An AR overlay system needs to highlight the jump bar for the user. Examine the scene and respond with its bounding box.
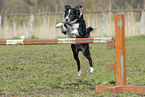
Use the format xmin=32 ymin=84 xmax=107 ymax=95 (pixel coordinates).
xmin=0 ymin=37 xmax=112 ymax=45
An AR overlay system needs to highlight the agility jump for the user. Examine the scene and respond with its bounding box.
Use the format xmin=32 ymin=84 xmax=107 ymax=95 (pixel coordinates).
xmin=0 ymin=15 xmax=144 ymax=94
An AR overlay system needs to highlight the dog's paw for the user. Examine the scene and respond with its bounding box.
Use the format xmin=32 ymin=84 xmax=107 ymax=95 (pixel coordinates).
xmin=90 ymin=67 xmax=94 ymax=73
xmin=77 ymin=70 xmax=81 ymax=76
xmin=56 ymin=23 xmax=63 ymax=28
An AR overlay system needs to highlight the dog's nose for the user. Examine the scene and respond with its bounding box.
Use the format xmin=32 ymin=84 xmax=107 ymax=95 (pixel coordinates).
xmin=65 ymin=18 xmax=68 ymax=21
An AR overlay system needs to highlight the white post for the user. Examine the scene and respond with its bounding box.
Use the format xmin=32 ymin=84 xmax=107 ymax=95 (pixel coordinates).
xmin=141 ymin=11 xmax=145 ymax=35
xmin=101 ymin=12 xmax=106 ymax=36
xmin=29 ymin=15 xmax=34 ymax=38
xmin=0 ymin=16 xmax=2 ymax=38
xmin=13 ymin=23 xmax=16 ymax=38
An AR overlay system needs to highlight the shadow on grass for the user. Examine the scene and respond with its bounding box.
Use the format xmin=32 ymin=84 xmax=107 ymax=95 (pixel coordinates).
xmin=49 ymin=80 xmax=95 ymax=90
xmin=66 ymin=80 xmax=92 ymax=86
xmin=65 ymin=80 xmax=95 ymax=90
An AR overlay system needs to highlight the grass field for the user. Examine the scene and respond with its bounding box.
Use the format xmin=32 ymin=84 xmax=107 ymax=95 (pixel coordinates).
xmin=0 ymin=36 xmax=145 ymax=97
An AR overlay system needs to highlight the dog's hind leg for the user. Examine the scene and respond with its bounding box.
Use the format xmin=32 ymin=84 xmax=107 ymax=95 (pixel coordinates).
xmin=71 ymin=44 xmax=81 ymax=76
xmin=82 ymin=44 xmax=94 ymax=73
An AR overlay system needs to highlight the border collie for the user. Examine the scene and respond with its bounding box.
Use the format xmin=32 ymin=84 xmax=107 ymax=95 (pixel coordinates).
xmin=56 ymin=5 xmax=96 ymax=76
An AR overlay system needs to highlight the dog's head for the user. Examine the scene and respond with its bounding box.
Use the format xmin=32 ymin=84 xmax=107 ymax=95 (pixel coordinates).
xmin=64 ymin=5 xmax=82 ymax=23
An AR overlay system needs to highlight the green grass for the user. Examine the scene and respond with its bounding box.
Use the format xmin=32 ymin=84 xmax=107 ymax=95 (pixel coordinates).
xmin=0 ymin=37 xmax=145 ymax=96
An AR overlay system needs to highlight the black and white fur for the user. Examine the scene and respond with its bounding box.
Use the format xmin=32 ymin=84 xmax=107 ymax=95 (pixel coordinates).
xmin=56 ymin=5 xmax=96 ymax=76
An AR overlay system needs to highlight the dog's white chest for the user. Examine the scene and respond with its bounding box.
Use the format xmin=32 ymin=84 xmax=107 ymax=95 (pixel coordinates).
xmin=72 ymin=23 xmax=79 ymax=29
xmin=67 ymin=23 xmax=79 ymax=38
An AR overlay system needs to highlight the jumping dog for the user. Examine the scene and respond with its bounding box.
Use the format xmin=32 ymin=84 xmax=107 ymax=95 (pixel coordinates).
xmin=56 ymin=5 xmax=96 ymax=76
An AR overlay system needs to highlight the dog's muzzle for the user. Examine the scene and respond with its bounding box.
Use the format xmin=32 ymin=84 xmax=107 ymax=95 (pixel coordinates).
xmin=65 ymin=18 xmax=69 ymax=22
xmin=64 ymin=16 xmax=70 ymax=22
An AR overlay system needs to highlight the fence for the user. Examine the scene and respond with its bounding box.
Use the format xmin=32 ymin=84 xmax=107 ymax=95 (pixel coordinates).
xmin=0 ymin=9 xmax=145 ymax=39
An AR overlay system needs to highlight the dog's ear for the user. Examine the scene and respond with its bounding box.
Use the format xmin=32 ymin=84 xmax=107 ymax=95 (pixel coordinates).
xmin=65 ymin=5 xmax=71 ymax=10
xmin=75 ymin=5 xmax=82 ymax=10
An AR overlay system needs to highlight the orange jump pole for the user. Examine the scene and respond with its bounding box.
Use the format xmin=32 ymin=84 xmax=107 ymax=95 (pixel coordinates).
xmin=96 ymin=14 xmax=145 ymax=94
xmin=115 ymin=14 xmax=127 ymax=86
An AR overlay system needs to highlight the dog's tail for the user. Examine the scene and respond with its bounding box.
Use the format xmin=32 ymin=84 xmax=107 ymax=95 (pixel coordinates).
xmin=86 ymin=26 xmax=97 ymax=37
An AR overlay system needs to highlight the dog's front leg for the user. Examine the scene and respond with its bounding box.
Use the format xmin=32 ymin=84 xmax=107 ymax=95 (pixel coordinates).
xmin=56 ymin=23 xmax=67 ymax=35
